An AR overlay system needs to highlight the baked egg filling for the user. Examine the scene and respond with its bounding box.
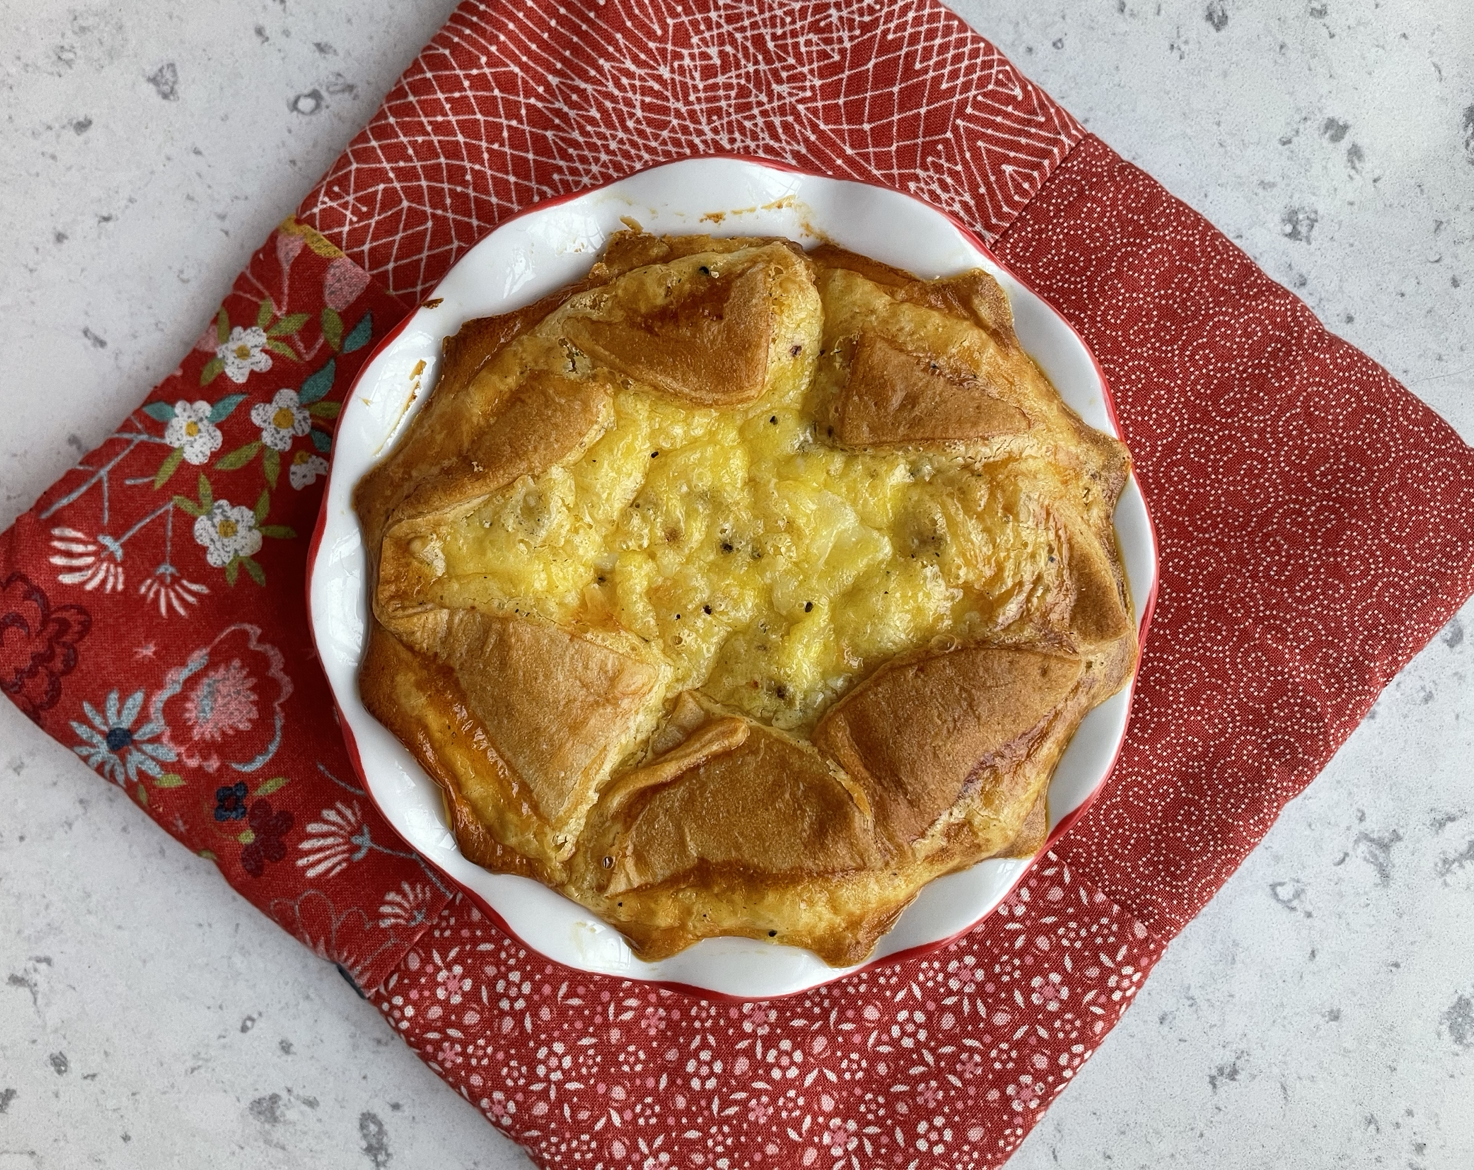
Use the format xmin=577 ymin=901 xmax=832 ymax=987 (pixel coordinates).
xmin=429 ymin=361 xmax=1064 ymax=731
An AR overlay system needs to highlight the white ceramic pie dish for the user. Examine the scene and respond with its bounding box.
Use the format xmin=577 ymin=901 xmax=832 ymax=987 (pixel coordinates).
xmin=306 ymin=156 xmax=1157 ymax=1000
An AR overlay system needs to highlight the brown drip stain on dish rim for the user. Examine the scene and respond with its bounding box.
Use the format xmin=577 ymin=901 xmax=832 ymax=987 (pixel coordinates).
xmin=374 ymin=359 xmax=427 ymax=456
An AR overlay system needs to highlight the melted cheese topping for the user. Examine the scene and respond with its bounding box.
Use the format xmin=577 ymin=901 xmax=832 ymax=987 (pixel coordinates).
xmin=431 ymin=354 xmax=1063 ymax=730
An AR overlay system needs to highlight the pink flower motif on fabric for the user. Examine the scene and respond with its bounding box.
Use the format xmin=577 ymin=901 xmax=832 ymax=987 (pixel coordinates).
xmin=323 ymin=256 xmax=372 ymax=312
xmin=947 ymin=954 xmax=982 ymax=995
xmin=183 ymin=657 xmax=258 ymax=743
xmin=151 ymin=624 xmax=292 ymax=774
xmin=431 ymin=953 xmax=470 ymax=1006
xmin=269 ymin=890 xmax=399 ymax=988
xmin=275 ymin=230 xmax=306 ymax=274
xmin=823 ymin=1116 xmax=858 ymax=1157
xmin=1030 ymin=971 xmax=1068 ymax=1011
xmin=741 ymin=1001 xmax=776 ymax=1036
xmin=436 ymin=1040 xmax=464 ymax=1068
xmin=639 ymin=1005 xmax=667 ymax=1036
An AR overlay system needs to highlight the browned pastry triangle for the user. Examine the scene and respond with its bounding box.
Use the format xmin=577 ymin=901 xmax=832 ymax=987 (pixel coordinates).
xmin=812 ymin=645 xmax=1083 ymax=852
xmin=395 ymin=369 xmax=613 ymax=530
xmin=355 ymin=232 xmax=1139 ymax=967
xmin=390 ymin=609 xmax=662 ymax=835
xmin=597 ymin=718 xmax=878 ymax=897
xmin=359 ymin=619 xmax=558 ymax=880
xmin=812 ymin=248 xmax=1129 ymax=509
xmin=354 ymin=279 xmax=604 ymax=554
xmin=808 ymin=244 xmax=1018 ymax=349
xmin=563 ymin=258 xmax=776 ymax=406
xmin=369 ymin=374 xmax=618 ymax=628
xmin=831 ymin=330 xmax=1031 ymax=445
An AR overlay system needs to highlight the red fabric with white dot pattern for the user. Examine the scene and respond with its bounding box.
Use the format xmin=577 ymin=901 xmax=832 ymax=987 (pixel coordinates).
xmin=994 ymin=136 xmax=1474 ymax=936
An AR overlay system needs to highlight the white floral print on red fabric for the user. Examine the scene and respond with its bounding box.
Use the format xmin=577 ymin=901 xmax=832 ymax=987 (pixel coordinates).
xmin=193 ymin=500 xmax=262 ymax=567
xmin=217 ymin=325 xmax=273 ymax=383
xmin=372 ymin=856 xmax=1162 ymax=1169
xmin=1 ymin=218 xmax=443 ymax=993
xmin=297 ymin=799 xmax=432 ymax=880
xmin=378 ymin=881 xmax=436 ymax=929
xmin=288 ymin=451 xmax=329 ymax=490
xmin=297 ymin=800 xmax=368 ymax=879
xmin=137 ymin=569 xmax=209 ymax=619
xmin=163 ymin=400 xmax=225 ymax=465
xmin=250 ymin=388 xmax=313 ymax=452
xmin=48 ymin=528 xmax=126 ymax=594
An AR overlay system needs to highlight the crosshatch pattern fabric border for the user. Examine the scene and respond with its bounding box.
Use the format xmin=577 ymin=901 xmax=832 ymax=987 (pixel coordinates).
xmin=5 ymin=1 xmax=1474 ymax=1167
xmin=298 ymin=0 xmax=1085 ymax=300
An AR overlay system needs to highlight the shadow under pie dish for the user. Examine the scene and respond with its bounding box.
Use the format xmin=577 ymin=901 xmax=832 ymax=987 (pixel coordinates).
xmin=352 ymin=228 xmax=1138 ymax=968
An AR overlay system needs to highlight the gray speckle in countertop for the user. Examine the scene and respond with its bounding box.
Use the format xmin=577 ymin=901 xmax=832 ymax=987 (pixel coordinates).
xmin=1281 ymin=205 xmax=1320 ymax=243
xmin=1207 ymin=1053 xmax=1244 ymax=1092
xmin=290 ymin=89 xmax=326 ymax=116
xmin=249 ymin=1092 xmax=286 ymax=1125
xmin=146 ymin=61 xmax=179 ymax=101
xmin=360 ymin=1111 xmax=392 ymax=1168
xmin=1353 ymin=829 xmax=1404 ymax=887
xmin=1441 ymin=995 xmax=1474 ymax=1048
xmin=1268 ymin=878 xmax=1307 ymax=911
xmin=1436 ymin=839 xmax=1474 ymax=879
xmin=7 ymin=971 xmax=39 ymax=1009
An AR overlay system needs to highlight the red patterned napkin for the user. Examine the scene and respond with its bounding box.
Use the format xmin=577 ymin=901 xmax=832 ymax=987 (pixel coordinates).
xmin=1 ymin=218 xmax=450 ymax=990
xmin=5 ymin=3 xmax=1473 ymax=1168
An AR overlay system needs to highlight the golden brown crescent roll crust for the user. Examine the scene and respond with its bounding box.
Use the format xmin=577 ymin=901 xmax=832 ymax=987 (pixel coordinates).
xmin=812 ymin=645 xmax=1083 ymax=853
xmin=390 ymin=608 xmax=664 ymax=844
xmin=359 ymin=619 xmax=557 ymax=880
xmin=562 ymin=242 xmax=808 ymax=407
xmin=996 ymin=793 xmax=1050 ymax=860
xmin=355 ymin=232 xmax=1138 ymax=966
xmin=812 ymin=244 xmax=1129 ymax=505
xmin=832 ymin=330 xmax=1031 ymax=445
xmin=597 ymin=719 xmax=879 ymax=897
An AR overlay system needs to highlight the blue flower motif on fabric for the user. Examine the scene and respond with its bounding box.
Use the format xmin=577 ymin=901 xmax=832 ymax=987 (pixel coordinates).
xmin=214 ymin=781 xmax=249 ymax=822
xmin=70 ymin=689 xmax=176 ymax=785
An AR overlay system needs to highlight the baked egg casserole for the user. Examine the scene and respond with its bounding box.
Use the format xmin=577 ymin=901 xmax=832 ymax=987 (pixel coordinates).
xmin=354 ymin=232 xmax=1136 ymax=966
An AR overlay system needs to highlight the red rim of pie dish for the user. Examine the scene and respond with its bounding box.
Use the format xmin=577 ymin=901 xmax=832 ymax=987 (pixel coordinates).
xmin=305 ymin=153 xmax=1161 ymax=1002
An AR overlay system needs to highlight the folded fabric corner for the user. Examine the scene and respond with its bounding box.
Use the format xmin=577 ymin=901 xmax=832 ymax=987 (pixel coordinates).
xmin=0 ymin=224 xmax=444 ymax=993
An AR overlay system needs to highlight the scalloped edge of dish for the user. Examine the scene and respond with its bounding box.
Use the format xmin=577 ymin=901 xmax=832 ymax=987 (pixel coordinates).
xmin=306 ymin=155 xmax=1158 ymax=1000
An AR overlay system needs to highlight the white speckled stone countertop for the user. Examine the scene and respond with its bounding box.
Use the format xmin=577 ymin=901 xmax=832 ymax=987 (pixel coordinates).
xmin=2 ymin=2 xmax=1471 ymax=1166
